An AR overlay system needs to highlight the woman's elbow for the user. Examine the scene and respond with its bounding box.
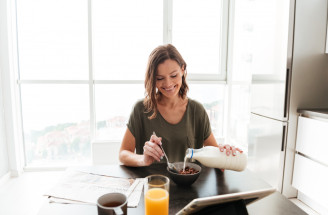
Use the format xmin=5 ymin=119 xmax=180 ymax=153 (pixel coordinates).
xmin=119 ymin=149 xmax=126 ymax=164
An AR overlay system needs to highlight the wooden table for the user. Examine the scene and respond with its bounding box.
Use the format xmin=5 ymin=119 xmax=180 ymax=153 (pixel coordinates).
xmin=38 ymin=163 xmax=306 ymax=215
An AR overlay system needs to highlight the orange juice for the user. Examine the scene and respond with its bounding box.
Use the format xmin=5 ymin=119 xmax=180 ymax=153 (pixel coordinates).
xmin=145 ymin=188 xmax=169 ymax=215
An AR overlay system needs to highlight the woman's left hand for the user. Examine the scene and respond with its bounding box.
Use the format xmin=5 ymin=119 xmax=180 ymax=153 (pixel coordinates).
xmin=218 ymin=144 xmax=243 ymax=156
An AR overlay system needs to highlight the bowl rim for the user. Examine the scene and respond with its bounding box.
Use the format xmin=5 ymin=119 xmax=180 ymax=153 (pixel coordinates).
xmin=167 ymin=162 xmax=201 ymax=176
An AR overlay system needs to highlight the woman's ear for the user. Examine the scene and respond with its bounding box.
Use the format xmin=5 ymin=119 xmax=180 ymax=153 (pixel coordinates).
xmin=181 ymin=67 xmax=185 ymax=77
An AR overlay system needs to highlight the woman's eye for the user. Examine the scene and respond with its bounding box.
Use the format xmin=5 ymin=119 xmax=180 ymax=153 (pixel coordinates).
xmin=171 ymin=75 xmax=177 ymax=78
xmin=156 ymin=78 xmax=163 ymax=81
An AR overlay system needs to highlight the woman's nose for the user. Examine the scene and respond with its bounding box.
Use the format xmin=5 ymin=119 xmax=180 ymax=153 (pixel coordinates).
xmin=163 ymin=78 xmax=172 ymax=87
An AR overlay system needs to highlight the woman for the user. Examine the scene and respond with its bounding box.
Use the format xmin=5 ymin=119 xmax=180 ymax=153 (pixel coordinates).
xmin=119 ymin=44 xmax=242 ymax=167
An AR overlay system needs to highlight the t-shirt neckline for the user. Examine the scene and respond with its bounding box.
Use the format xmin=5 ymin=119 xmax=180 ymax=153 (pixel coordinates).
xmin=157 ymin=98 xmax=190 ymax=126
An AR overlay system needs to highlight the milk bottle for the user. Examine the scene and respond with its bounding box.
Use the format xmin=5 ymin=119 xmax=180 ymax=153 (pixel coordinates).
xmin=185 ymin=146 xmax=247 ymax=171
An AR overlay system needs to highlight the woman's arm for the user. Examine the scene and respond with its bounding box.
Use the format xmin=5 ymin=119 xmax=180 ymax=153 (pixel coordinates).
xmin=203 ymin=132 xmax=219 ymax=147
xmin=203 ymin=132 xmax=243 ymax=156
xmin=119 ymin=128 xmax=164 ymax=167
xmin=119 ymin=128 xmax=145 ymax=166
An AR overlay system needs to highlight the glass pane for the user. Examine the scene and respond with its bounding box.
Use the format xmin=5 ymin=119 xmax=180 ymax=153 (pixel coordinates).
xmin=188 ymin=84 xmax=225 ymax=138
xmin=93 ymin=0 xmax=163 ymax=80
xmin=172 ymin=0 xmax=223 ymax=76
xmin=16 ymin=0 xmax=88 ymax=80
xmin=21 ymin=85 xmax=91 ymax=167
xmin=233 ymin=0 xmax=289 ymax=80
xmin=95 ymin=84 xmax=145 ymax=140
xmin=228 ymin=84 xmax=250 ymax=149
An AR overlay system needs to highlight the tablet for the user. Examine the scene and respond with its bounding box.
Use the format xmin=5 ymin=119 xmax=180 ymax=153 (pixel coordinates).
xmin=176 ymin=188 xmax=276 ymax=215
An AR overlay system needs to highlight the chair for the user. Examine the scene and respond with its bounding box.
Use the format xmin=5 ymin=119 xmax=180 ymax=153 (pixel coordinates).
xmin=92 ymin=141 xmax=121 ymax=165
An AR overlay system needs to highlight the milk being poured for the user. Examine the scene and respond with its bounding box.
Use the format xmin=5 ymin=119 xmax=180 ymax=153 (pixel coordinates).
xmin=182 ymin=156 xmax=188 ymax=171
xmin=184 ymin=146 xmax=247 ymax=171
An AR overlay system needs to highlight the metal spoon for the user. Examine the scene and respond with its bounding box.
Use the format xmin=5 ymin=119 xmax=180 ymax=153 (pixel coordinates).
xmin=153 ymin=132 xmax=179 ymax=173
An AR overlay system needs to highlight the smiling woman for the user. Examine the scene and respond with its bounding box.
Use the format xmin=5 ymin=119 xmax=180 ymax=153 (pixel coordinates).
xmin=118 ymin=44 xmax=242 ymax=167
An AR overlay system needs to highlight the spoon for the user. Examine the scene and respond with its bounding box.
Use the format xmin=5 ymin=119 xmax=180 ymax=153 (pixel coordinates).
xmin=153 ymin=132 xmax=179 ymax=173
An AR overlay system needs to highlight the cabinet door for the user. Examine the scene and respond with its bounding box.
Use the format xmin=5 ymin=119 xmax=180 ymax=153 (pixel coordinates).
xmin=296 ymin=116 xmax=328 ymax=165
xmin=292 ymin=154 xmax=328 ymax=208
xmin=251 ymin=82 xmax=287 ymax=120
xmin=248 ymin=113 xmax=285 ymax=190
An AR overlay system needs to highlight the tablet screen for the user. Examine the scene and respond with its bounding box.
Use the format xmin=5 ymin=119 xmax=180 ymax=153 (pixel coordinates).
xmin=176 ymin=188 xmax=276 ymax=215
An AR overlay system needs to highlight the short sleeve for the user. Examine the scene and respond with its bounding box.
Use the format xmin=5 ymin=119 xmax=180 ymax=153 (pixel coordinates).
xmin=126 ymin=100 xmax=143 ymax=138
xmin=202 ymin=109 xmax=212 ymax=141
xmin=192 ymin=99 xmax=212 ymax=141
xmin=188 ymin=99 xmax=212 ymax=147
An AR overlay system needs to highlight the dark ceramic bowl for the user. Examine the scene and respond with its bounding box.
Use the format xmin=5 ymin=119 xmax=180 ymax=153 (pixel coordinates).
xmin=167 ymin=162 xmax=201 ymax=186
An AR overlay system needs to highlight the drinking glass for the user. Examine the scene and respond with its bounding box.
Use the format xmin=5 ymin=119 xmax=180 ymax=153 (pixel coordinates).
xmin=144 ymin=175 xmax=170 ymax=215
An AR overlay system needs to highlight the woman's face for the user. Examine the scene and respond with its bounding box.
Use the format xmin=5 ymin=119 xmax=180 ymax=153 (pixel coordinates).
xmin=156 ymin=59 xmax=184 ymax=99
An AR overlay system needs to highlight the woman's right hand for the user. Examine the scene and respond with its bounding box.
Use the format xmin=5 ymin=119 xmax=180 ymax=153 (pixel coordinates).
xmin=142 ymin=134 xmax=164 ymax=166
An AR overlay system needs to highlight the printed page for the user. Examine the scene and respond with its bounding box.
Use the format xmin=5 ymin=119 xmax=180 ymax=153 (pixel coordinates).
xmin=44 ymin=170 xmax=144 ymax=207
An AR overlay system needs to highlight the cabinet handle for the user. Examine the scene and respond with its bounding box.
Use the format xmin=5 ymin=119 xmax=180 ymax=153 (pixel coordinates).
xmin=281 ymin=125 xmax=286 ymax=151
xmin=283 ymin=68 xmax=290 ymax=118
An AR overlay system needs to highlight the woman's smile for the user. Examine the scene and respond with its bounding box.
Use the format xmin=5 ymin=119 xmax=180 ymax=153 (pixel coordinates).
xmin=162 ymin=85 xmax=177 ymax=92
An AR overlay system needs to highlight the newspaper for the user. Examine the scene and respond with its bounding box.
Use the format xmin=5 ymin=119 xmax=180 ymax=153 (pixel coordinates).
xmin=44 ymin=170 xmax=144 ymax=208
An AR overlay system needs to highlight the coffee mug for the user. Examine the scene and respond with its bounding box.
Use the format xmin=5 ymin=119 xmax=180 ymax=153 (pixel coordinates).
xmin=97 ymin=193 xmax=128 ymax=215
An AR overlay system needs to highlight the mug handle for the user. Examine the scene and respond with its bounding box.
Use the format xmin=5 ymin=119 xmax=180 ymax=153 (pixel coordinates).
xmin=114 ymin=207 xmax=124 ymax=215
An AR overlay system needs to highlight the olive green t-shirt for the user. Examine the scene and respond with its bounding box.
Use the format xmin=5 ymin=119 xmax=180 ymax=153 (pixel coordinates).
xmin=127 ymin=98 xmax=212 ymax=162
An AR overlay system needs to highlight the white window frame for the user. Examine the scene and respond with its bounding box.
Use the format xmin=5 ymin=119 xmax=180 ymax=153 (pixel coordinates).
xmin=1 ymin=0 xmax=25 ymax=175
xmin=4 ymin=0 xmax=232 ymax=170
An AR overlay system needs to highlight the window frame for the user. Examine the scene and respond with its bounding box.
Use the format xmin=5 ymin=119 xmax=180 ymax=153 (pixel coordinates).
xmin=10 ymin=0 xmax=231 ymax=169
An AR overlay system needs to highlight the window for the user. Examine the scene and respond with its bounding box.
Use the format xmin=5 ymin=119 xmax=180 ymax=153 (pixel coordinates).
xmin=16 ymin=0 xmax=228 ymax=167
xmin=95 ymin=84 xmax=145 ymax=141
xmin=92 ymin=0 xmax=163 ymax=80
xmin=172 ymin=0 xmax=226 ymax=79
xmin=21 ymin=85 xmax=90 ymax=167
xmin=17 ymin=0 xmax=89 ymax=80
xmin=233 ymin=0 xmax=289 ymax=81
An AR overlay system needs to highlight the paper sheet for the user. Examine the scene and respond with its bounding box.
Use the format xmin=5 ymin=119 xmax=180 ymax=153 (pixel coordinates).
xmin=44 ymin=170 xmax=144 ymax=207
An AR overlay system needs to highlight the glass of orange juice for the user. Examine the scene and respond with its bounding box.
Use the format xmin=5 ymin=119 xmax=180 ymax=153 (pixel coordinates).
xmin=144 ymin=175 xmax=170 ymax=215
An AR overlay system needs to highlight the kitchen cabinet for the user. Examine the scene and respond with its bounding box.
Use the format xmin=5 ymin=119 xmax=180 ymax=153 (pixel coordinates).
xmin=248 ymin=0 xmax=328 ymax=199
xmin=280 ymin=0 xmax=328 ymax=198
xmin=295 ymin=114 xmax=328 ymax=163
xmin=292 ymin=110 xmax=328 ymax=214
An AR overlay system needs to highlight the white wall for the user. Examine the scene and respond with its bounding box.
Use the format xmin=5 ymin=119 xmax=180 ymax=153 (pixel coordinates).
xmin=0 ymin=0 xmax=10 ymax=178
xmin=0 ymin=68 xmax=9 ymax=178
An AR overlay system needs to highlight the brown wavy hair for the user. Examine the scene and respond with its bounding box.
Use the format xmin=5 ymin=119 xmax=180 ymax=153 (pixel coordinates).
xmin=144 ymin=44 xmax=189 ymax=119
